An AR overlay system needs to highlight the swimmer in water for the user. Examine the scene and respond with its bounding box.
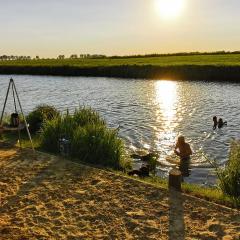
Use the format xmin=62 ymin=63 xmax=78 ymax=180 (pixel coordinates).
xmin=213 ymin=116 xmax=218 ymax=130
xmin=218 ymin=118 xmax=227 ymax=129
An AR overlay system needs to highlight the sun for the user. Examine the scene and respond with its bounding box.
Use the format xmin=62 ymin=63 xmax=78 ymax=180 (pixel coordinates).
xmin=155 ymin=0 xmax=185 ymax=19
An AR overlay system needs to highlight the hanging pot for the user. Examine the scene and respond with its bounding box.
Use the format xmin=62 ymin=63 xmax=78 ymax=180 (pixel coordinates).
xmin=11 ymin=113 xmax=19 ymax=127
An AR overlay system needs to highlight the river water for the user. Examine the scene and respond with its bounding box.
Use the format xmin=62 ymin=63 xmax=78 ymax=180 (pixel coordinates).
xmin=1 ymin=75 xmax=240 ymax=185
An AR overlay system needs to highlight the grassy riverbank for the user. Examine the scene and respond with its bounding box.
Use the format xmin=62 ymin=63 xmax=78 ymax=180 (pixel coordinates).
xmin=1 ymin=54 xmax=240 ymax=81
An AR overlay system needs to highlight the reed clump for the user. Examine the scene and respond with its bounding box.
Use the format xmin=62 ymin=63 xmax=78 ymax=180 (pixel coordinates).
xmin=40 ymin=107 xmax=129 ymax=169
xmin=217 ymin=141 xmax=240 ymax=205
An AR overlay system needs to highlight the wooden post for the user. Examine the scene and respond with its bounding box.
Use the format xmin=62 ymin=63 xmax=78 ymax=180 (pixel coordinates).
xmin=169 ymin=168 xmax=182 ymax=191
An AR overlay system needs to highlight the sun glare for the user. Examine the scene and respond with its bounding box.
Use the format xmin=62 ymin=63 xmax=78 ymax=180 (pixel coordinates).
xmin=155 ymin=0 xmax=185 ymax=19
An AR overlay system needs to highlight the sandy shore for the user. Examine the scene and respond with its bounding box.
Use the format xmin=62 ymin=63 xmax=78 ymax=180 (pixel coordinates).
xmin=0 ymin=142 xmax=239 ymax=240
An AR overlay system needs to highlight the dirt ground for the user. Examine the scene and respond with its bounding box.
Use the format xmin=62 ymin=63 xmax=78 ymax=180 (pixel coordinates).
xmin=0 ymin=142 xmax=239 ymax=240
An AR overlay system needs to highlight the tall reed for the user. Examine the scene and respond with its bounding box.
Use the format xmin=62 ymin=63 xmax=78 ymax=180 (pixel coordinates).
xmin=40 ymin=107 xmax=129 ymax=169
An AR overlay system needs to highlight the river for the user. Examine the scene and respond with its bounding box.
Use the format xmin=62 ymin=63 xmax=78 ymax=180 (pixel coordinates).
xmin=1 ymin=75 xmax=240 ymax=185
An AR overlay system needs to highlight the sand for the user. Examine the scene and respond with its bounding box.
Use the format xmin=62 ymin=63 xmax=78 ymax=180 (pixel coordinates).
xmin=0 ymin=142 xmax=239 ymax=240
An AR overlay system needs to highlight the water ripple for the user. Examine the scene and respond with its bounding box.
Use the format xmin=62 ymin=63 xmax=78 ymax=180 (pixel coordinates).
xmin=1 ymin=75 xmax=240 ymax=184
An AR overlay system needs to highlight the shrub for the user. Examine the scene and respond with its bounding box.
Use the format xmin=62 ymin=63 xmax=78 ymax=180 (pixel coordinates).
xmin=217 ymin=141 xmax=240 ymax=202
xmin=71 ymin=124 xmax=124 ymax=168
xmin=27 ymin=104 xmax=59 ymax=133
xmin=40 ymin=107 xmax=128 ymax=169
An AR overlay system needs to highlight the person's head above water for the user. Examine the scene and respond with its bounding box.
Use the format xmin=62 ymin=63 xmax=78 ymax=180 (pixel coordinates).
xmin=213 ymin=116 xmax=217 ymax=122
xmin=218 ymin=118 xmax=223 ymax=124
xmin=177 ymin=136 xmax=185 ymax=145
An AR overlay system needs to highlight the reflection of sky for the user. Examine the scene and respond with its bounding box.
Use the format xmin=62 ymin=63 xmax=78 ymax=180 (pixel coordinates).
xmin=154 ymin=81 xmax=178 ymax=159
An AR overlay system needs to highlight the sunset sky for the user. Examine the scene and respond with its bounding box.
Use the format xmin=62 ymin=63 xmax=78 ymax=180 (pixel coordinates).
xmin=1 ymin=0 xmax=240 ymax=57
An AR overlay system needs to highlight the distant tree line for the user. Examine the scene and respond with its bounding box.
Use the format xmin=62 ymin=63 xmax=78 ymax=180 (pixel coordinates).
xmin=59 ymin=51 xmax=240 ymax=60
xmin=1 ymin=51 xmax=240 ymax=61
xmin=57 ymin=54 xmax=107 ymax=59
xmin=0 ymin=55 xmax=32 ymax=61
xmin=108 ymin=51 xmax=240 ymax=59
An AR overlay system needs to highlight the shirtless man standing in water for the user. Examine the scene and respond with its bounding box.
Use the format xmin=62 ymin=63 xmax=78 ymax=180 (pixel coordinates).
xmin=174 ymin=136 xmax=193 ymax=177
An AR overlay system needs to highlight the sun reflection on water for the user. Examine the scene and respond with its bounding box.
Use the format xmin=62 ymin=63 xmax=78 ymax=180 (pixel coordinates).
xmin=154 ymin=80 xmax=178 ymax=159
xmin=155 ymin=80 xmax=177 ymax=124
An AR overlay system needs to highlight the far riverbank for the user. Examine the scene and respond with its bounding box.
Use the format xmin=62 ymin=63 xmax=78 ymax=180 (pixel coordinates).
xmin=1 ymin=54 xmax=240 ymax=81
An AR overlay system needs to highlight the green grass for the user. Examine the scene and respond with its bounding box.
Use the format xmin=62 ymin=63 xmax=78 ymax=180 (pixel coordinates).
xmin=1 ymin=54 xmax=240 ymax=67
xmin=1 ymin=131 xmax=41 ymax=149
xmin=181 ymin=182 xmax=235 ymax=208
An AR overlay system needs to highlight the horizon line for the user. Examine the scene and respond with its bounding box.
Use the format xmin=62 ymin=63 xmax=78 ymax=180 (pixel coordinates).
xmin=1 ymin=50 xmax=240 ymax=60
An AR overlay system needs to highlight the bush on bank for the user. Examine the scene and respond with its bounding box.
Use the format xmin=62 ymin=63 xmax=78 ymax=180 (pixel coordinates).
xmin=217 ymin=141 xmax=240 ymax=203
xmin=40 ymin=107 xmax=129 ymax=169
xmin=26 ymin=104 xmax=59 ymax=133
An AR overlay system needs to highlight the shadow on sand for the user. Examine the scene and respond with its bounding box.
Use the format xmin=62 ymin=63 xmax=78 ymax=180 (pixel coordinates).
xmin=168 ymin=188 xmax=185 ymax=240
